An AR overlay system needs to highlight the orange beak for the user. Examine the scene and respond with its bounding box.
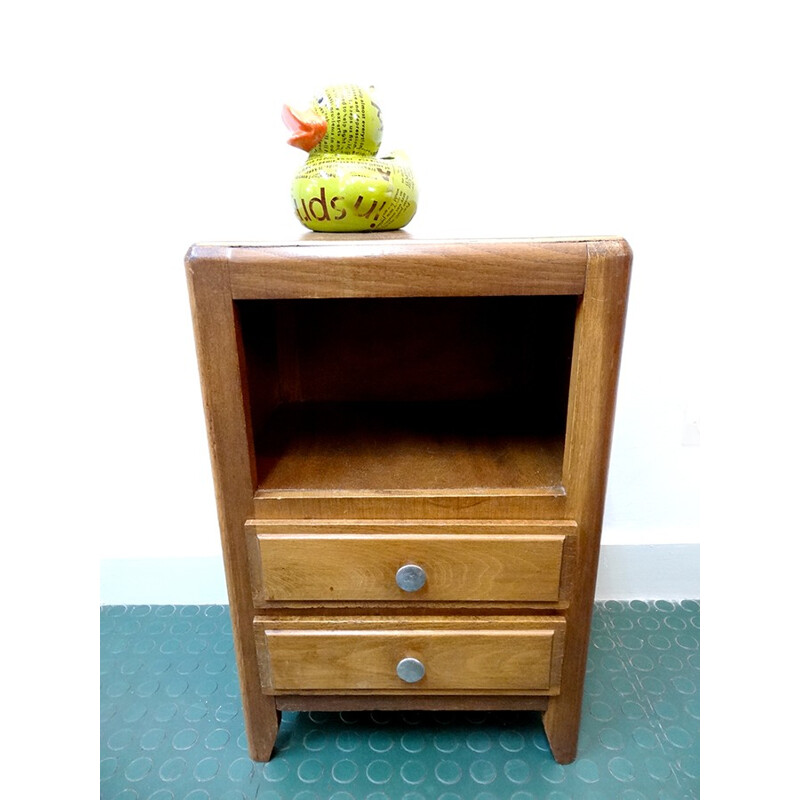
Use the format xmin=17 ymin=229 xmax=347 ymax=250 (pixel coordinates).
xmin=282 ymin=104 xmax=328 ymax=151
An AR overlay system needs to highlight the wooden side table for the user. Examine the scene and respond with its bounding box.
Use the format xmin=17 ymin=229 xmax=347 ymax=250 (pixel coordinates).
xmin=185 ymin=235 xmax=631 ymax=763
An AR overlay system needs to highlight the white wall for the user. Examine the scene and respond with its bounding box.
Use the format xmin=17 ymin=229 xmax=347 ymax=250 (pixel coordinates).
xmin=8 ymin=2 xmax=798 ymax=601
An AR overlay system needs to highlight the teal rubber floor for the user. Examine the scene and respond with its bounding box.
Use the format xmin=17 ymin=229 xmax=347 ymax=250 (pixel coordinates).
xmin=100 ymin=601 xmax=699 ymax=799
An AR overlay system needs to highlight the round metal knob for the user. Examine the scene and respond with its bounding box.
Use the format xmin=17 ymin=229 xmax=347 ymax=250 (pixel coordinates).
xmin=396 ymin=657 xmax=425 ymax=683
xmin=396 ymin=564 xmax=427 ymax=592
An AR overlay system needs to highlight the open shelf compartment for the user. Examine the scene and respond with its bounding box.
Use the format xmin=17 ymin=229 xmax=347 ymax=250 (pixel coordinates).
xmin=236 ymin=295 xmax=577 ymax=496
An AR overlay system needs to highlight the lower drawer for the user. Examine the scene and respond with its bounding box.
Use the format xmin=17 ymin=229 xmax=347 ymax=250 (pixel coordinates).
xmin=254 ymin=615 xmax=565 ymax=694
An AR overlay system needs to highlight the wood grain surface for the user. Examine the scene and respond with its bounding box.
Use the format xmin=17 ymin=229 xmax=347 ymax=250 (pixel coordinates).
xmin=249 ymin=523 xmax=575 ymax=603
xmin=255 ymin=615 xmax=566 ymax=694
xmin=185 ymin=236 xmax=631 ymax=765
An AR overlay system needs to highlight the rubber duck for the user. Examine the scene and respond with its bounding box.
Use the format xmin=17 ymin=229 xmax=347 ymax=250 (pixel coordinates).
xmin=282 ymin=84 xmax=417 ymax=232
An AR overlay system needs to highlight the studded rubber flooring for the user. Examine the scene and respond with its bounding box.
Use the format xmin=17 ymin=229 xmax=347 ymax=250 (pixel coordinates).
xmin=100 ymin=601 xmax=699 ymax=799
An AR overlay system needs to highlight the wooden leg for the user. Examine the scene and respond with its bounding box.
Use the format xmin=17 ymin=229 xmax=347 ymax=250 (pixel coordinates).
xmin=542 ymin=684 xmax=582 ymax=764
xmin=245 ymin=700 xmax=281 ymax=762
xmin=541 ymin=591 xmax=596 ymax=764
xmin=541 ymin=573 xmax=597 ymax=764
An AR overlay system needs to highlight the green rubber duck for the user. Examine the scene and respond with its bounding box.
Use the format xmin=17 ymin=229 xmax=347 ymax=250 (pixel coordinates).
xmin=282 ymin=84 xmax=418 ymax=232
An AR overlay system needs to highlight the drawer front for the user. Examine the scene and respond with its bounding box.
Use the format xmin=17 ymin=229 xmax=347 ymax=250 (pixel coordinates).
xmin=247 ymin=522 xmax=575 ymax=604
xmin=255 ymin=616 xmax=565 ymax=693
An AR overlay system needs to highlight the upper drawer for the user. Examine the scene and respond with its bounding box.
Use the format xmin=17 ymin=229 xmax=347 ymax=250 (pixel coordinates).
xmin=246 ymin=521 xmax=575 ymax=605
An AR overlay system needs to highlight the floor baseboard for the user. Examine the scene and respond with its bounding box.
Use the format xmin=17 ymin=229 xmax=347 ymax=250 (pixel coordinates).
xmin=100 ymin=543 xmax=699 ymax=604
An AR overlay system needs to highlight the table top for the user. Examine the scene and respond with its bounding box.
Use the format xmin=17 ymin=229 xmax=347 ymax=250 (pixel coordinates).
xmin=185 ymin=235 xmax=631 ymax=300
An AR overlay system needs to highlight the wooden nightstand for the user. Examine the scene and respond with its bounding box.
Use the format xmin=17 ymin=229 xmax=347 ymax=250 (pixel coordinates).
xmin=185 ymin=235 xmax=631 ymax=764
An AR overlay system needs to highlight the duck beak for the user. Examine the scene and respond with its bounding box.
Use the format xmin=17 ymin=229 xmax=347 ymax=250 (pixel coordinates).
xmin=282 ymin=104 xmax=328 ymax=151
